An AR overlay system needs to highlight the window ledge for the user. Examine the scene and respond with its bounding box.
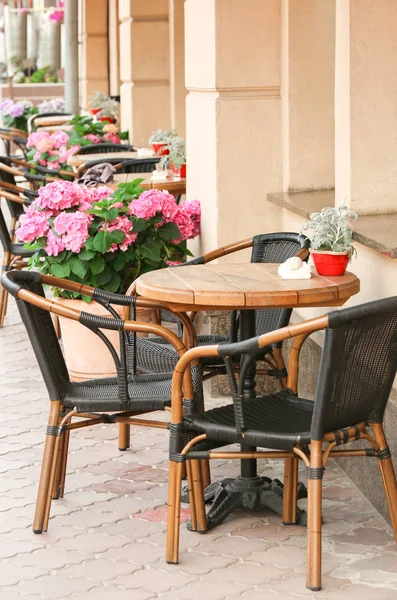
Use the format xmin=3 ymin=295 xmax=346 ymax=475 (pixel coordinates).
xmin=267 ymin=190 xmax=397 ymax=259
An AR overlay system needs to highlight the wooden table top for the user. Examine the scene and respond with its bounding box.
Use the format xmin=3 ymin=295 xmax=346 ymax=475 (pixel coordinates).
xmin=134 ymin=263 xmax=360 ymax=312
xmin=34 ymin=115 xmax=73 ymax=128
xmin=112 ymin=173 xmax=186 ymax=194
xmin=68 ymin=151 xmax=139 ymax=167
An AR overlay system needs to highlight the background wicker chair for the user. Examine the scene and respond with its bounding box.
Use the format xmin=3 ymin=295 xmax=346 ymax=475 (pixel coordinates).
xmin=1 ymin=270 xmax=202 ymax=535
xmin=28 ymin=112 xmax=73 ymax=133
xmin=0 ymin=155 xmax=78 ymax=187
xmin=0 ymin=188 xmax=34 ymax=327
xmin=166 ymin=298 xmax=397 ymax=591
xmin=76 ymin=143 xmax=135 ymax=155
xmin=77 ymin=156 xmax=160 ymax=179
xmin=0 ymin=127 xmax=28 ymax=158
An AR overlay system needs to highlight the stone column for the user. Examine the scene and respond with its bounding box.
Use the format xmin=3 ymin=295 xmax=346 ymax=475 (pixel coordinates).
xmin=281 ymin=0 xmax=335 ymax=192
xmin=108 ymin=0 xmax=120 ymax=98
xmin=118 ymin=0 xmax=170 ymax=147
xmin=169 ymin=0 xmax=186 ymax=136
xmin=185 ymin=0 xmax=282 ymax=254
xmin=78 ymin=0 xmax=109 ymax=110
xmin=335 ymin=0 xmax=397 ymax=214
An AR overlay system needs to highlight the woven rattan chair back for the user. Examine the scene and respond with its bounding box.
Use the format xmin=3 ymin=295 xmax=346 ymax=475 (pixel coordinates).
xmin=0 ymin=203 xmax=14 ymax=253
xmin=6 ymin=271 xmax=70 ymax=398
xmin=84 ymin=157 xmax=160 ymax=174
xmin=0 ymin=156 xmax=25 ymax=220
xmin=311 ymin=297 xmax=397 ymax=439
xmin=77 ymin=143 xmax=134 ymax=155
xmin=238 ymin=232 xmax=311 ymax=340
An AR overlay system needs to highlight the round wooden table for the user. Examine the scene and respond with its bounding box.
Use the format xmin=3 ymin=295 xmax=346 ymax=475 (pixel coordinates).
xmin=134 ymin=262 xmax=360 ymax=527
xmin=135 ymin=263 xmax=360 ymax=312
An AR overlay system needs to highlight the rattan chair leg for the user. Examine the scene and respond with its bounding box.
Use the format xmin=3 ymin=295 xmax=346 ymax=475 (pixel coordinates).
xmin=51 ymin=430 xmax=65 ymax=499
xmin=200 ymin=459 xmax=211 ymax=489
xmin=372 ymin=424 xmax=397 ymax=542
xmin=118 ymin=423 xmax=130 ymax=451
xmin=0 ymin=251 xmax=11 ymax=327
xmin=58 ymin=430 xmax=70 ymax=498
xmin=282 ymin=458 xmax=294 ymax=524
xmin=42 ymin=428 xmax=64 ymax=532
xmin=166 ymin=460 xmax=180 ymax=564
xmin=191 ymin=459 xmax=207 ymax=532
xmin=291 ymin=456 xmax=299 ymax=524
xmin=306 ymin=440 xmax=323 ymax=591
xmin=186 ymin=459 xmax=197 ymax=531
xmin=33 ymin=401 xmax=61 ymax=534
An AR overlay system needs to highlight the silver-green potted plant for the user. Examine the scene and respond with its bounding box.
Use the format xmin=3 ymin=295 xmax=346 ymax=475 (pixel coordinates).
xmin=166 ymin=136 xmax=186 ymax=178
xmin=300 ymin=204 xmax=357 ymax=276
xmin=148 ymin=128 xmax=177 ymax=155
xmin=89 ymin=91 xmax=108 ymax=116
xmin=98 ymin=98 xmax=120 ymax=124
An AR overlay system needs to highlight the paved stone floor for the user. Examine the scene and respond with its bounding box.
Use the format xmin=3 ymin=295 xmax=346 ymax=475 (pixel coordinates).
xmin=1 ymin=296 xmax=397 ymax=600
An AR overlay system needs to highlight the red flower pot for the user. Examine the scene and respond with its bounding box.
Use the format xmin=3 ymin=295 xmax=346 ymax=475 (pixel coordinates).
xmin=91 ymin=108 xmax=101 ymax=115
xmin=152 ymin=142 xmax=169 ymax=156
xmin=99 ymin=116 xmax=116 ymax=124
xmin=170 ymin=162 xmax=186 ymax=178
xmin=311 ymin=250 xmax=349 ymax=276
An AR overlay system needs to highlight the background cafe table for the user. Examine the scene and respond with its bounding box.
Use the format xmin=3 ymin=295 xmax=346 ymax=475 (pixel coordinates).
xmin=134 ymin=263 xmax=360 ymax=528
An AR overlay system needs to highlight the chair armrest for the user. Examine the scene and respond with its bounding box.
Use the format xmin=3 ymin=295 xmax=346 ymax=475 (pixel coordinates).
xmin=181 ymin=237 xmax=253 ymax=267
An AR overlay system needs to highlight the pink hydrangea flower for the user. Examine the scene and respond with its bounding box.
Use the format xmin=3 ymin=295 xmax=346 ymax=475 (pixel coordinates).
xmin=85 ymin=134 xmax=102 ymax=144
xmin=119 ymin=232 xmax=137 ymax=251
xmin=103 ymin=132 xmax=121 ymax=144
xmin=172 ymin=200 xmax=201 ymax=242
xmin=51 ymin=130 xmax=69 ymax=149
xmin=89 ymin=186 xmax=113 ymax=202
xmin=45 ymin=230 xmax=65 ymax=256
xmin=36 ymin=181 xmax=83 ymax=211
xmin=53 ymin=212 xmax=91 ymax=253
xmin=128 ymin=189 xmax=178 ymax=221
xmin=27 ymin=131 xmax=53 ymax=153
xmin=167 ymin=260 xmax=182 ymax=267
xmin=16 ymin=210 xmax=49 ymax=242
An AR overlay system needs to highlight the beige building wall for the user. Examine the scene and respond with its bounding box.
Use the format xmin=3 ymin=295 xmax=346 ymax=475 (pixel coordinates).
xmin=281 ymin=0 xmax=335 ymax=192
xmin=335 ymin=0 xmax=397 ymax=214
xmin=185 ymin=0 xmax=283 ymax=255
xmin=78 ymin=0 xmax=109 ymax=110
xmin=118 ymin=0 xmax=170 ymax=147
xmin=169 ymin=0 xmax=186 ymax=136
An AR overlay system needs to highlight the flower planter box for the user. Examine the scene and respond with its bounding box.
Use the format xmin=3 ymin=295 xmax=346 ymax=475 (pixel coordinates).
xmin=54 ymin=298 xmax=152 ymax=382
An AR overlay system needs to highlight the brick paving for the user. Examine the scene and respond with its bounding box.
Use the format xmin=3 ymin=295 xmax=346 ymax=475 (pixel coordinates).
xmin=1 ymin=290 xmax=397 ymax=599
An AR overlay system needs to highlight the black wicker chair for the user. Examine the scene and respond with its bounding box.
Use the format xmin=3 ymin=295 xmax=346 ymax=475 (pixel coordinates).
xmin=166 ymin=298 xmax=397 ymax=591
xmin=76 ymin=143 xmax=135 ymax=155
xmin=1 ymin=270 xmax=203 ymax=535
xmin=0 ymin=188 xmax=34 ymax=326
xmin=0 ymin=127 xmax=28 ymax=157
xmin=78 ymin=156 xmax=160 ymax=177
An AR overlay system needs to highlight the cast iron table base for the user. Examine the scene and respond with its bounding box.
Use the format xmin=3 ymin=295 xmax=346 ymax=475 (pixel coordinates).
xmin=184 ymin=476 xmax=307 ymax=530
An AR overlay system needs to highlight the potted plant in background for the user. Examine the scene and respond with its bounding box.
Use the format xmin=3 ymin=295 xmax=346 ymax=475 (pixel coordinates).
xmin=300 ymin=204 xmax=358 ymax=276
xmin=0 ymin=98 xmax=38 ymax=133
xmin=148 ymin=128 xmax=177 ymax=155
xmin=16 ymin=180 xmax=201 ymax=380
xmin=38 ymin=97 xmax=66 ymax=114
xmin=98 ymin=98 xmax=120 ymax=124
xmin=166 ymin=136 xmax=186 ymax=178
xmin=89 ymin=91 xmax=108 ymax=116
